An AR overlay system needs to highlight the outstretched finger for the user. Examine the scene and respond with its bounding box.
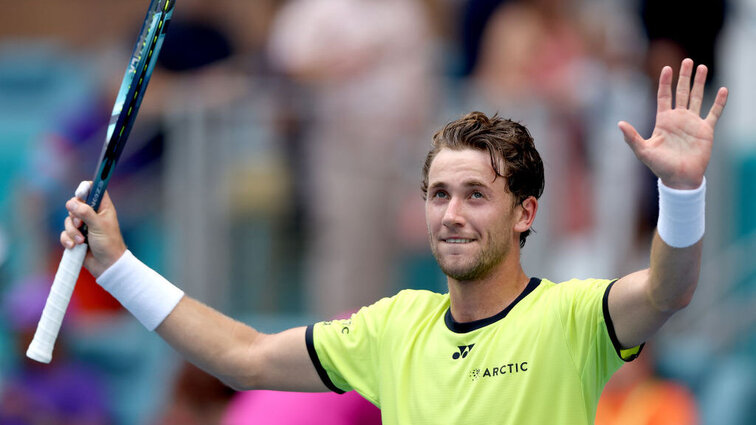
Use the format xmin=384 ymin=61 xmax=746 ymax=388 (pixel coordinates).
xmin=675 ymin=58 xmax=694 ymax=109
xmin=705 ymin=87 xmax=729 ymax=127
xmin=688 ymin=64 xmax=708 ymax=115
xmin=657 ymin=66 xmax=673 ymax=113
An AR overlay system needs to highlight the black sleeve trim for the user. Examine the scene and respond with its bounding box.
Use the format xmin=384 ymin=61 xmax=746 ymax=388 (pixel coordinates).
xmin=602 ymin=280 xmax=644 ymax=362
xmin=305 ymin=324 xmax=346 ymax=394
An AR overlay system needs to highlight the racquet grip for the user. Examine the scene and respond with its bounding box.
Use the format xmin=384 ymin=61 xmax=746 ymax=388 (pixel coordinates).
xmin=26 ymin=243 xmax=88 ymax=363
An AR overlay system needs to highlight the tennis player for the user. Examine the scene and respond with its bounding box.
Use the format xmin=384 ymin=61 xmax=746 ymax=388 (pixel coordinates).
xmin=61 ymin=59 xmax=727 ymax=424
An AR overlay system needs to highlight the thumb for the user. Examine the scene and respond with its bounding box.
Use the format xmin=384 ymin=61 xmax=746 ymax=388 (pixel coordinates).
xmin=75 ymin=180 xmax=92 ymax=201
xmin=618 ymin=121 xmax=645 ymax=156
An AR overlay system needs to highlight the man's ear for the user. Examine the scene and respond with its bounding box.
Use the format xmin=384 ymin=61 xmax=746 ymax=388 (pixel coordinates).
xmin=514 ymin=196 xmax=538 ymax=233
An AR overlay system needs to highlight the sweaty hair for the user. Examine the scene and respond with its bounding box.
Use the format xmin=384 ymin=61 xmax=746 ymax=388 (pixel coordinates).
xmin=421 ymin=111 xmax=545 ymax=248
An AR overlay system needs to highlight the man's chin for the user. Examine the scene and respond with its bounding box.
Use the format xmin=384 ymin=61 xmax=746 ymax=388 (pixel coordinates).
xmin=435 ymin=251 xmax=504 ymax=282
xmin=438 ymin=261 xmax=485 ymax=282
xmin=432 ymin=240 xmax=508 ymax=282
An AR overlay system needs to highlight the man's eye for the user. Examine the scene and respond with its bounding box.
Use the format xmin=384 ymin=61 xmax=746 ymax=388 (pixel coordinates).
xmin=471 ymin=191 xmax=484 ymax=199
xmin=433 ymin=191 xmax=448 ymax=199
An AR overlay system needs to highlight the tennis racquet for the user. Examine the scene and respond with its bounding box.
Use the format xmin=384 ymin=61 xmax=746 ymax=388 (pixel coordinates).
xmin=26 ymin=0 xmax=176 ymax=364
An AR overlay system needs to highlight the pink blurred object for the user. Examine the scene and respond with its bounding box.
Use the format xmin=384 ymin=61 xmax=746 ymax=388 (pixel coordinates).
xmin=221 ymin=311 xmax=380 ymax=425
xmin=221 ymin=389 xmax=381 ymax=425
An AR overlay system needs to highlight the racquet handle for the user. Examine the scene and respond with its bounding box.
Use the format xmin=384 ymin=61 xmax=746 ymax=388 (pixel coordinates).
xmin=26 ymin=243 xmax=88 ymax=363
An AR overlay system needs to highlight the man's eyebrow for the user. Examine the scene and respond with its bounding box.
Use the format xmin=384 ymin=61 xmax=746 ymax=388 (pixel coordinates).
xmin=428 ymin=181 xmax=447 ymax=190
xmin=428 ymin=179 xmax=492 ymax=190
xmin=463 ymin=180 xmax=490 ymax=188
xmin=458 ymin=178 xmax=495 ymax=190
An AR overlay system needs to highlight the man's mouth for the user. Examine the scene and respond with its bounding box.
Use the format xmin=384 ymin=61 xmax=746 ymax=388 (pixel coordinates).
xmin=442 ymin=238 xmax=474 ymax=244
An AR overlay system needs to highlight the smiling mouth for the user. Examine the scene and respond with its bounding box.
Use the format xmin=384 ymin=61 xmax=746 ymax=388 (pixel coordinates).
xmin=442 ymin=238 xmax=475 ymax=244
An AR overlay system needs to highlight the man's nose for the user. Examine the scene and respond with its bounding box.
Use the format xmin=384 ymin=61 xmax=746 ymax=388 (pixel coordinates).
xmin=442 ymin=198 xmax=465 ymax=228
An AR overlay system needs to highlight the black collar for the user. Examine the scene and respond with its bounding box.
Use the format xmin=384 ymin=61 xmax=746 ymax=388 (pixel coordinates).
xmin=445 ymin=277 xmax=541 ymax=333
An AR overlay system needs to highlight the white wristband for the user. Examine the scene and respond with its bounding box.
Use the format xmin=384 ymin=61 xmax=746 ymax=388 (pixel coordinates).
xmin=657 ymin=178 xmax=706 ymax=248
xmin=96 ymin=250 xmax=184 ymax=331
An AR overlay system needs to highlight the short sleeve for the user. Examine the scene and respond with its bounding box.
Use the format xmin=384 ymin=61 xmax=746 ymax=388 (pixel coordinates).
xmin=555 ymin=279 xmax=643 ymax=391
xmin=307 ymin=296 xmax=394 ymax=405
xmin=601 ymin=281 xmax=643 ymax=362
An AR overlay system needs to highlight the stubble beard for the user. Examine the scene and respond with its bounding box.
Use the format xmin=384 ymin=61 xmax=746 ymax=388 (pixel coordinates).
xmin=430 ymin=234 xmax=510 ymax=282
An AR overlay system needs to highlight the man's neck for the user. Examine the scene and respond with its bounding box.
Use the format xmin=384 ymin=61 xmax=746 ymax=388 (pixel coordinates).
xmin=447 ymin=262 xmax=530 ymax=324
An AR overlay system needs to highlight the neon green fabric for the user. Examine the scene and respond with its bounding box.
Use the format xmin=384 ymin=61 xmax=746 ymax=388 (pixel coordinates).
xmin=308 ymin=278 xmax=641 ymax=425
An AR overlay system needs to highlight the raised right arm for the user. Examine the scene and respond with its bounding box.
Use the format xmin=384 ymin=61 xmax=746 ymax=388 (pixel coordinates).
xmin=62 ymin=189 xmax=328 ymax=392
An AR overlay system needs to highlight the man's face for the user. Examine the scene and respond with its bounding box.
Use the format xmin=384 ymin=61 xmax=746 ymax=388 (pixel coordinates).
xmin=425 ymin=148 xmax=520 ymax=281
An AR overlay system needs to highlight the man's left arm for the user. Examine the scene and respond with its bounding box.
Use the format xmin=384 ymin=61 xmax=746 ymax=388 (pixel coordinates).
xmin=608 ymin=58 xmax=728 ymax=349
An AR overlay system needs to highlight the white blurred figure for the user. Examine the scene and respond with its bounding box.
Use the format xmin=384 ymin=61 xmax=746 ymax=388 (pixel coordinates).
xmin=268 ymin=0 xmax=434 ymax=317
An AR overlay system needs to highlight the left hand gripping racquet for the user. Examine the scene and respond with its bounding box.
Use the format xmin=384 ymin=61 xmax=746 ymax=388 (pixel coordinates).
xmin=27 ymin=0 xmax=176 ymax=364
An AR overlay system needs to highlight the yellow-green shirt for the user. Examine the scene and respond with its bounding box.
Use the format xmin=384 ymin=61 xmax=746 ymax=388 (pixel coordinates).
xmin=306 ymin=278 xmax=642 ymax=425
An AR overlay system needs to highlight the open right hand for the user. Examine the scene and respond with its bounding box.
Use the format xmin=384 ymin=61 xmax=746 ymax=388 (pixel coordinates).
xmin=61 ymin=183 xmax=127 ymax=278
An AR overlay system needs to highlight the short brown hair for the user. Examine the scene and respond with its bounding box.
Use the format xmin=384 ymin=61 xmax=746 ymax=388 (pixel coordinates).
xmin=421 ymin=111 xmax=545 ymax=248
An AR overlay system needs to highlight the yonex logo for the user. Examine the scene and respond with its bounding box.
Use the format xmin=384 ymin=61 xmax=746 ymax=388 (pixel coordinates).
xmin=452 ymin=344 xmax=475 ymax=359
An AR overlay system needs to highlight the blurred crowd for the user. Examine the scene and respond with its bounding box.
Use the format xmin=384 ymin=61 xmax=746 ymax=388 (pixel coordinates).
xmin=0 ymin=0 xmax=755 ymax=424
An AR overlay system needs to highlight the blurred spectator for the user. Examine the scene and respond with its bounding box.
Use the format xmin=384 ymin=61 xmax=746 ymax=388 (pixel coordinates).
xmin=596 ymin=347 xmax=699 ymax=425
xmin=640 ymin=0 xmax=727 ymax=84
xmin=458 ymin=0 xmax=511 ymax=77
xmin=268 ymin=0 xmax=435 ymax=317
xmin=472 ymin=0 xmax=587 ymax=105
xmin=0 ymin=276 xmax=111 ymax=425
